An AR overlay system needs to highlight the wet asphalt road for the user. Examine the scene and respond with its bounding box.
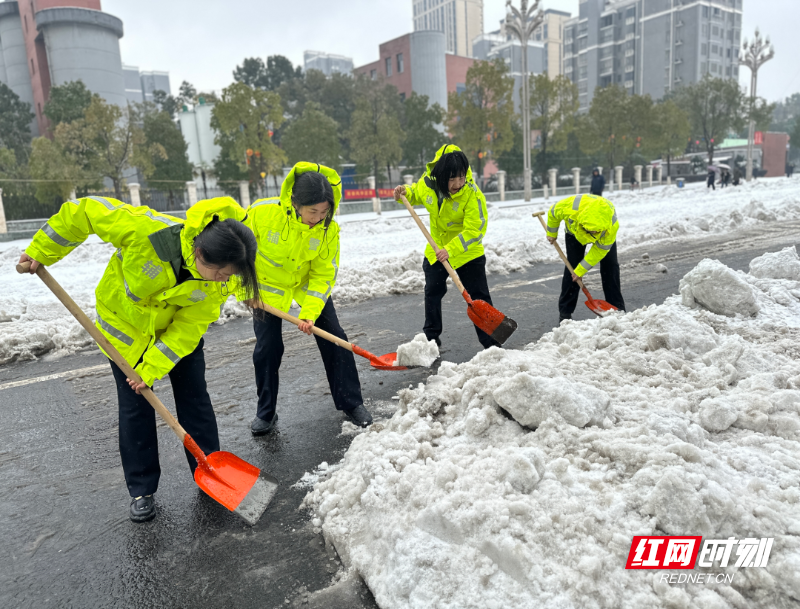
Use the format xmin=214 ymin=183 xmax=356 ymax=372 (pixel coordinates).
xmin=1 ymin=221 xmax=798 ymax=609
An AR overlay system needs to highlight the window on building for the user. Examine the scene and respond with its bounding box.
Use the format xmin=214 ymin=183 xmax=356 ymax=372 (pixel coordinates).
xmin=370 ymin=69 xmax=377 ymax=80
xmin=712 ymin=25 xmax=719 ymax=37
xmin=701 ymin=61 xmax=707 ymax=73
xmin=385 ymin=57 xmax=392 ymax=76
xmin=702 ymin=43 xmax=708 ymax=55
xmin=399 ymin=92 xmax=406 ymax=101
xmin=702 ymin=6 xmax=709 ymax=18
xmin=733 ymin=67 xmax=738 ymax=77
xmin=544 ymin=24 xmax=548 ymax=38
xmin=397 ymin=53 xmax=404 ymax=74
xmin=711 ymin=44 xmax=718 ymax=55
xmin=579 ymin=38 xmax=587 ymax=50
xmin=600 ymin=15 xmax=613 ymax=28
xmin=702 ymin=24 xmax=708 ymax=36
xmin=711 ymin=63 xmax=718 ymax=73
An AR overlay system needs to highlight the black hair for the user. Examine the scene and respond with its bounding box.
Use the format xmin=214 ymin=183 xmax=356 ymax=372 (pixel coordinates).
xmin=430 ymin=150 xmax=470 ymax=200
xmin=193 ymin=218 xmax=259 ymax=302
xmin=291 ymin=171 xmax=335 ymax=228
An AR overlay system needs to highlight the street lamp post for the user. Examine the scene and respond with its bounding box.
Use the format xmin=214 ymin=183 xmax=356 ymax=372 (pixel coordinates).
xmin=505 ymin=0 xmax=543 ymax=202
xmin=739 ymin=29 xmax=774 ymax=182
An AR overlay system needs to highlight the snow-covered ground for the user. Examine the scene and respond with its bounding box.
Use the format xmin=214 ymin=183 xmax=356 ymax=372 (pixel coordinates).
xmin=1 ymin=177 xmax=799 ymax=365
xmin=303 ymin=249 xmax=800 ymax=609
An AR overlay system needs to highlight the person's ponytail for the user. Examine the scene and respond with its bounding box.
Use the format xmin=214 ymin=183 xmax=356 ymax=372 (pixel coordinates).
xmin=193 ymin=218 xmax=259 ymax=302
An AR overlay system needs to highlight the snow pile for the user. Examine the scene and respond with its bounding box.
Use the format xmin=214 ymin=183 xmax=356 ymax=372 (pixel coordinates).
xmin=395 ymin=333 xmax=439 ymax=367
xmin=303 ymin=256 xmax=800 ymax=609
xmin=749 ymin=246 xmax=800 ymax=281
xmin=680 ymin=258 xmax=759 ymax=317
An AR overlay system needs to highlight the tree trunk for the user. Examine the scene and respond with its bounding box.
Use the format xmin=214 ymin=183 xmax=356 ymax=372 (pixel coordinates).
xmin=667 ymin=154 xmax=672 ymax=179
xmin=113 ymin=179 xmax=122 ymax=200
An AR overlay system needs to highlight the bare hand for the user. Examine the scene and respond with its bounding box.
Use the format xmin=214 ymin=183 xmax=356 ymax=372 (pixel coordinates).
xmin=546 ymin=236 xmax=557 ymax=244
xmin=127 ymin=378 xmax=148 ymax=395
xmin=18 ymin=253 xmax=40 ymax=274
xmin=298 ymin=319 xmax=314 ymax=335
xmin=436 ymin=249 xmax=449 ymax=263
xmin=394 ymin=185 xmax=406 ymax=201
xmin=571 ymin=272 xmax=579 ymax=283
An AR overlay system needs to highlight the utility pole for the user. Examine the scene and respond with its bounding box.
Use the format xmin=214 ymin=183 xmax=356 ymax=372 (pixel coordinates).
xmin=505 ymin=0 xmax=543 ymax=202
xmin=739 ymin=29 xmax=774 ymax=182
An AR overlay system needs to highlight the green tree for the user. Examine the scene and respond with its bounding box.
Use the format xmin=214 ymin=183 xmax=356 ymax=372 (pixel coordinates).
xmin=578 ymin=85 xmax=630 ymax=173
xmin=43 ymin=80 xmax=95 ymax=126
xmin=140 ymin=103 xmax=193 ymax=206
xmin=53 ymin=97 xmax=164 ymax=198
xmin=28 ymin=136 xmax=97 ymax=205
xmin=529 ymin=74 xmax=578 ymax=184
xmin=401 ymin=92 xmax=447 ymax=169
xmin=789 ymin=118 xmax=800 ymax=163
xmin=770 ymin=92 xmax=800 ymax=132
xmin=672 ymin=75 xmax=746 ymax=164
xmin=653 ymin=100 xmax=691 ymax=177
xmin=0 ymin=82 xmax=34 ymax=161
xmin=495 ymin=119 xmax=524 ymax=177
xmin=348 ymin=78 xmax=404 ymax=185
xmin=281 ymin=101 xmax=341 ymax=169
xmin=447 ymin=59 xmax=515 ymax=178
xmin=233 ymin=57 xmax=269 ymax=89
xmin=211 ymin=81 xmax=286 ymax=191
xmin=265 ymin=55 xmax=302 ymax=91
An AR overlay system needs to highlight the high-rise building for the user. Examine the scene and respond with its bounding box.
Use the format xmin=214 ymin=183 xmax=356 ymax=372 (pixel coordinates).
xmin=413 ymin=0 xmax=483 ymax=57
xmin=353 ymin=31 xmax=474 ymax=111
xmin=532 ymin=9 xmax=572 ymax=76
xmin=304 ymin=51 xmax=353 ymax=77
xmin=563 ymin=0 xmax=744 ymax=111
xmin=123 ymin=65 xmax=170 ymax=105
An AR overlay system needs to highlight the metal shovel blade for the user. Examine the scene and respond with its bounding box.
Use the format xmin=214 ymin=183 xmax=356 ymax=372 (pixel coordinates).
xmin=193 ymin=450 xmax=279 ymax=526
xmin=466 ymin=299 xmax=518 ymax=345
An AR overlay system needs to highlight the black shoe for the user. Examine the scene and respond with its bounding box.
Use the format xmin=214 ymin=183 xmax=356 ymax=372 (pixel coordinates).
xmin=130 ymin=495 xmax=155 ymax=523
xmin=426 ymin=336 xmax=442 ymax=348
xmin=344 ymin=404 xmax=373 ymax=428
xmin=251 ymin=414 xmax=278 ymax=436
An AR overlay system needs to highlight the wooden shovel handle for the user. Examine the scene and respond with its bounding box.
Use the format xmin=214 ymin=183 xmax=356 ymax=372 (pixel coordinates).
xmin=532 ymin=212 xmax=588 ymax=292
xmin=16 ymin=261 xmax=188 ymax=442
xmin=399 ymin=194 xmax=468 ymax=296
xmin=253 ymin=301 xmax=355 ymax=353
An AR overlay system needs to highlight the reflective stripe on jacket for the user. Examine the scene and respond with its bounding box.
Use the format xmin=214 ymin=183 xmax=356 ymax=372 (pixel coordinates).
xmin=546 ymin=193 xmax=619 ymax=277
xmin=25 ymin=196 xmax=247 ymax=385
xmin=242 ymin=162 xmax=342 ymax=321
xmin=402 ymin=144 xmax=488 ymax=270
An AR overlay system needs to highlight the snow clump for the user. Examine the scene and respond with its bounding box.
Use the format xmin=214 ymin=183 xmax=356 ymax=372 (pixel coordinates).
xmin=303 ymin=255 xmax=800 ymax=609
xmin=748 ymin=245 xmax=800 ymax=281
xmin=680 ymin=258 xmax=759 ymax=317
xmin=395 ymin=333 xmax=439 ymax=367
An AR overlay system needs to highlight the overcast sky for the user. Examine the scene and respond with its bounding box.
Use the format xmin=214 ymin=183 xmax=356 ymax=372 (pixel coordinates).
xmin=104 ymin=0 xmax=797 ymax=103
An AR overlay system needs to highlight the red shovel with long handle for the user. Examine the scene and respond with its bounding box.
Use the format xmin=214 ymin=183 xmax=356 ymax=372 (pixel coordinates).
xmin=400 ymin=194 xmax=517 ymax=345
xmin=17 ymin=261 xmax=278 ymax=525
xmin=532 ymin=211 xmax=618 ymax=317
xmin=254 ymin=302 xmax=411 ymax=370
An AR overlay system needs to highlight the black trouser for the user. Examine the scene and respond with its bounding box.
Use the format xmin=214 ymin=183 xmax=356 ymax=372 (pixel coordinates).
xmin=109 ymin=338 xmax=219 ymax=498
xmin=252 ymin=298 xmax=363 ymax=422
xmin=423 ymin=255 xmax=497 ymax=349
xmin=559 ymin=232 xmax=626 ymax=319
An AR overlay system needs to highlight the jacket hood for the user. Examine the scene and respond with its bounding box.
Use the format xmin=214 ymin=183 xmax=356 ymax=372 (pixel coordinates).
xmin=424 ymin=144 xmax=475 ymax=185
xmin=180 ymin=196 xmax=248 ymax=263
xmin=279 ymin=162 xmax=342 ymax=227
xmin=575 ymin=196 xmax=615 ymax=233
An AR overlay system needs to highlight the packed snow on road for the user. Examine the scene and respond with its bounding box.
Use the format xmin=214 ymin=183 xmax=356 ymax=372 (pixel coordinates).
xmin=303 ymin=248 xmax=800 ymax=609
xmin=2 ymin=177 xmax=799 ymax=366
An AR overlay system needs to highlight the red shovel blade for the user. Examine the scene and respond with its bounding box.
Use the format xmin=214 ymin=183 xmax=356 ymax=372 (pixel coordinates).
xmin=352 ymin=345 xmax=410 ymax=371
xmin=466 ymin=298 xmax=518 ymax=345
xmin=585 ymin=298 xmax=618 ymax=316
xmin=185 ymin=436 xmax=278 ymax=526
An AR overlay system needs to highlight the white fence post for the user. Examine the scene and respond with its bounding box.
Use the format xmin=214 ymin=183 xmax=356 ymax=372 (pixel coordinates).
xmin=403 ymin=174 xmax=414 ymax=186
xmin=634 ymin=165 xmax=642 ymax=188
xmin=367 ymin=175 xmax=381 ymax=215
xmin=186 ymin=181 xmax=198 ymax=207
xmin=656 ymin=164 xmax=663 ymax=185
xmin=129 ymin=183 xmax=141 ymax=207
xmin=496 ymin=170 xmax=506 ymax=202
xmin=647 ymin=165 xmax=654 ymax=187
xmin=238 ymin=181 xmax=251 ymax=208
xmin=68 ymin=188 xmax=77 ymax=201
xmin=615 ymin=166 xmax=624 ymax=190
xmin=571 ymin=167 xmax=580 ymax=195
xmin=549 ymin=168 xmax=558 ymax=197
xmin=0 ymin=188 xmax=7 ymax=234
xmin=543 ymin=184 xmax=549 ymax=199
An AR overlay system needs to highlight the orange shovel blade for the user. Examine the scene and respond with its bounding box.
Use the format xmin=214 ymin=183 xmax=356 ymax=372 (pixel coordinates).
xmin=466 ymin=299 xmax=518 ymax=345
xmin=368 ymin=352 xmax=410 ymax=371
xmin=193 ymin=450 xmax=278 ymax=526
xmin=584 ymin=298 xmax=619 ymax=317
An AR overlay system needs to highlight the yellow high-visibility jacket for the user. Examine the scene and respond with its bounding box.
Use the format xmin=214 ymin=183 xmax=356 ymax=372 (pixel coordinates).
xmin=241 ymin=162 xmax=341 ymax=321
xmin=402 ymin=144 xmax=489 ymax=269
xmin=25 ymin=196 xmax=247 ymax=385
xmin=546 ymin=193 xmax=619 ymax=277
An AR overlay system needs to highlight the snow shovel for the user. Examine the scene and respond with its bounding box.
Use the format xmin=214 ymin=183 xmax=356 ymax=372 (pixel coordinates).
xmin=399 ymin=194 xmax=517 ymax=345
xmin=531 ymin=211 xmax=618 ymax=317
xmin=16 ymin=261 xmax=278 ymax=526
xmin=254 ymin=301 xmax=412 ymax=370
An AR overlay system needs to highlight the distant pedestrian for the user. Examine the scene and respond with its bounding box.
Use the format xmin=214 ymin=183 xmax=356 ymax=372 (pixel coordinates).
xmin=733 ymin=168 xmax=742 ymax=186
xmin=707 ymin=168 xmax=716 ymax=190
xmin=590 ymin=168 xmax=605 ymax=196
xmin=787 ymin=163 xmax=795 ymax=178
xmin=722 ymin=169 xmax=731 ymax=188
xmin=629 ymin=175 xmax=638 ymax=190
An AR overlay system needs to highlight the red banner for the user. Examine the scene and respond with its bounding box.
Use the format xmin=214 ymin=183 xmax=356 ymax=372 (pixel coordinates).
xmin=344 ymin=188 xmax=395 ymax=200
xmin=754 ymin=131 xmax=763 ymax=145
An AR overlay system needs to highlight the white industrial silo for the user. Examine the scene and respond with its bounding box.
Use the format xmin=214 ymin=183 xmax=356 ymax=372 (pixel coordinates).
xmin=0 ymin=1 xmax=38 ymax=135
